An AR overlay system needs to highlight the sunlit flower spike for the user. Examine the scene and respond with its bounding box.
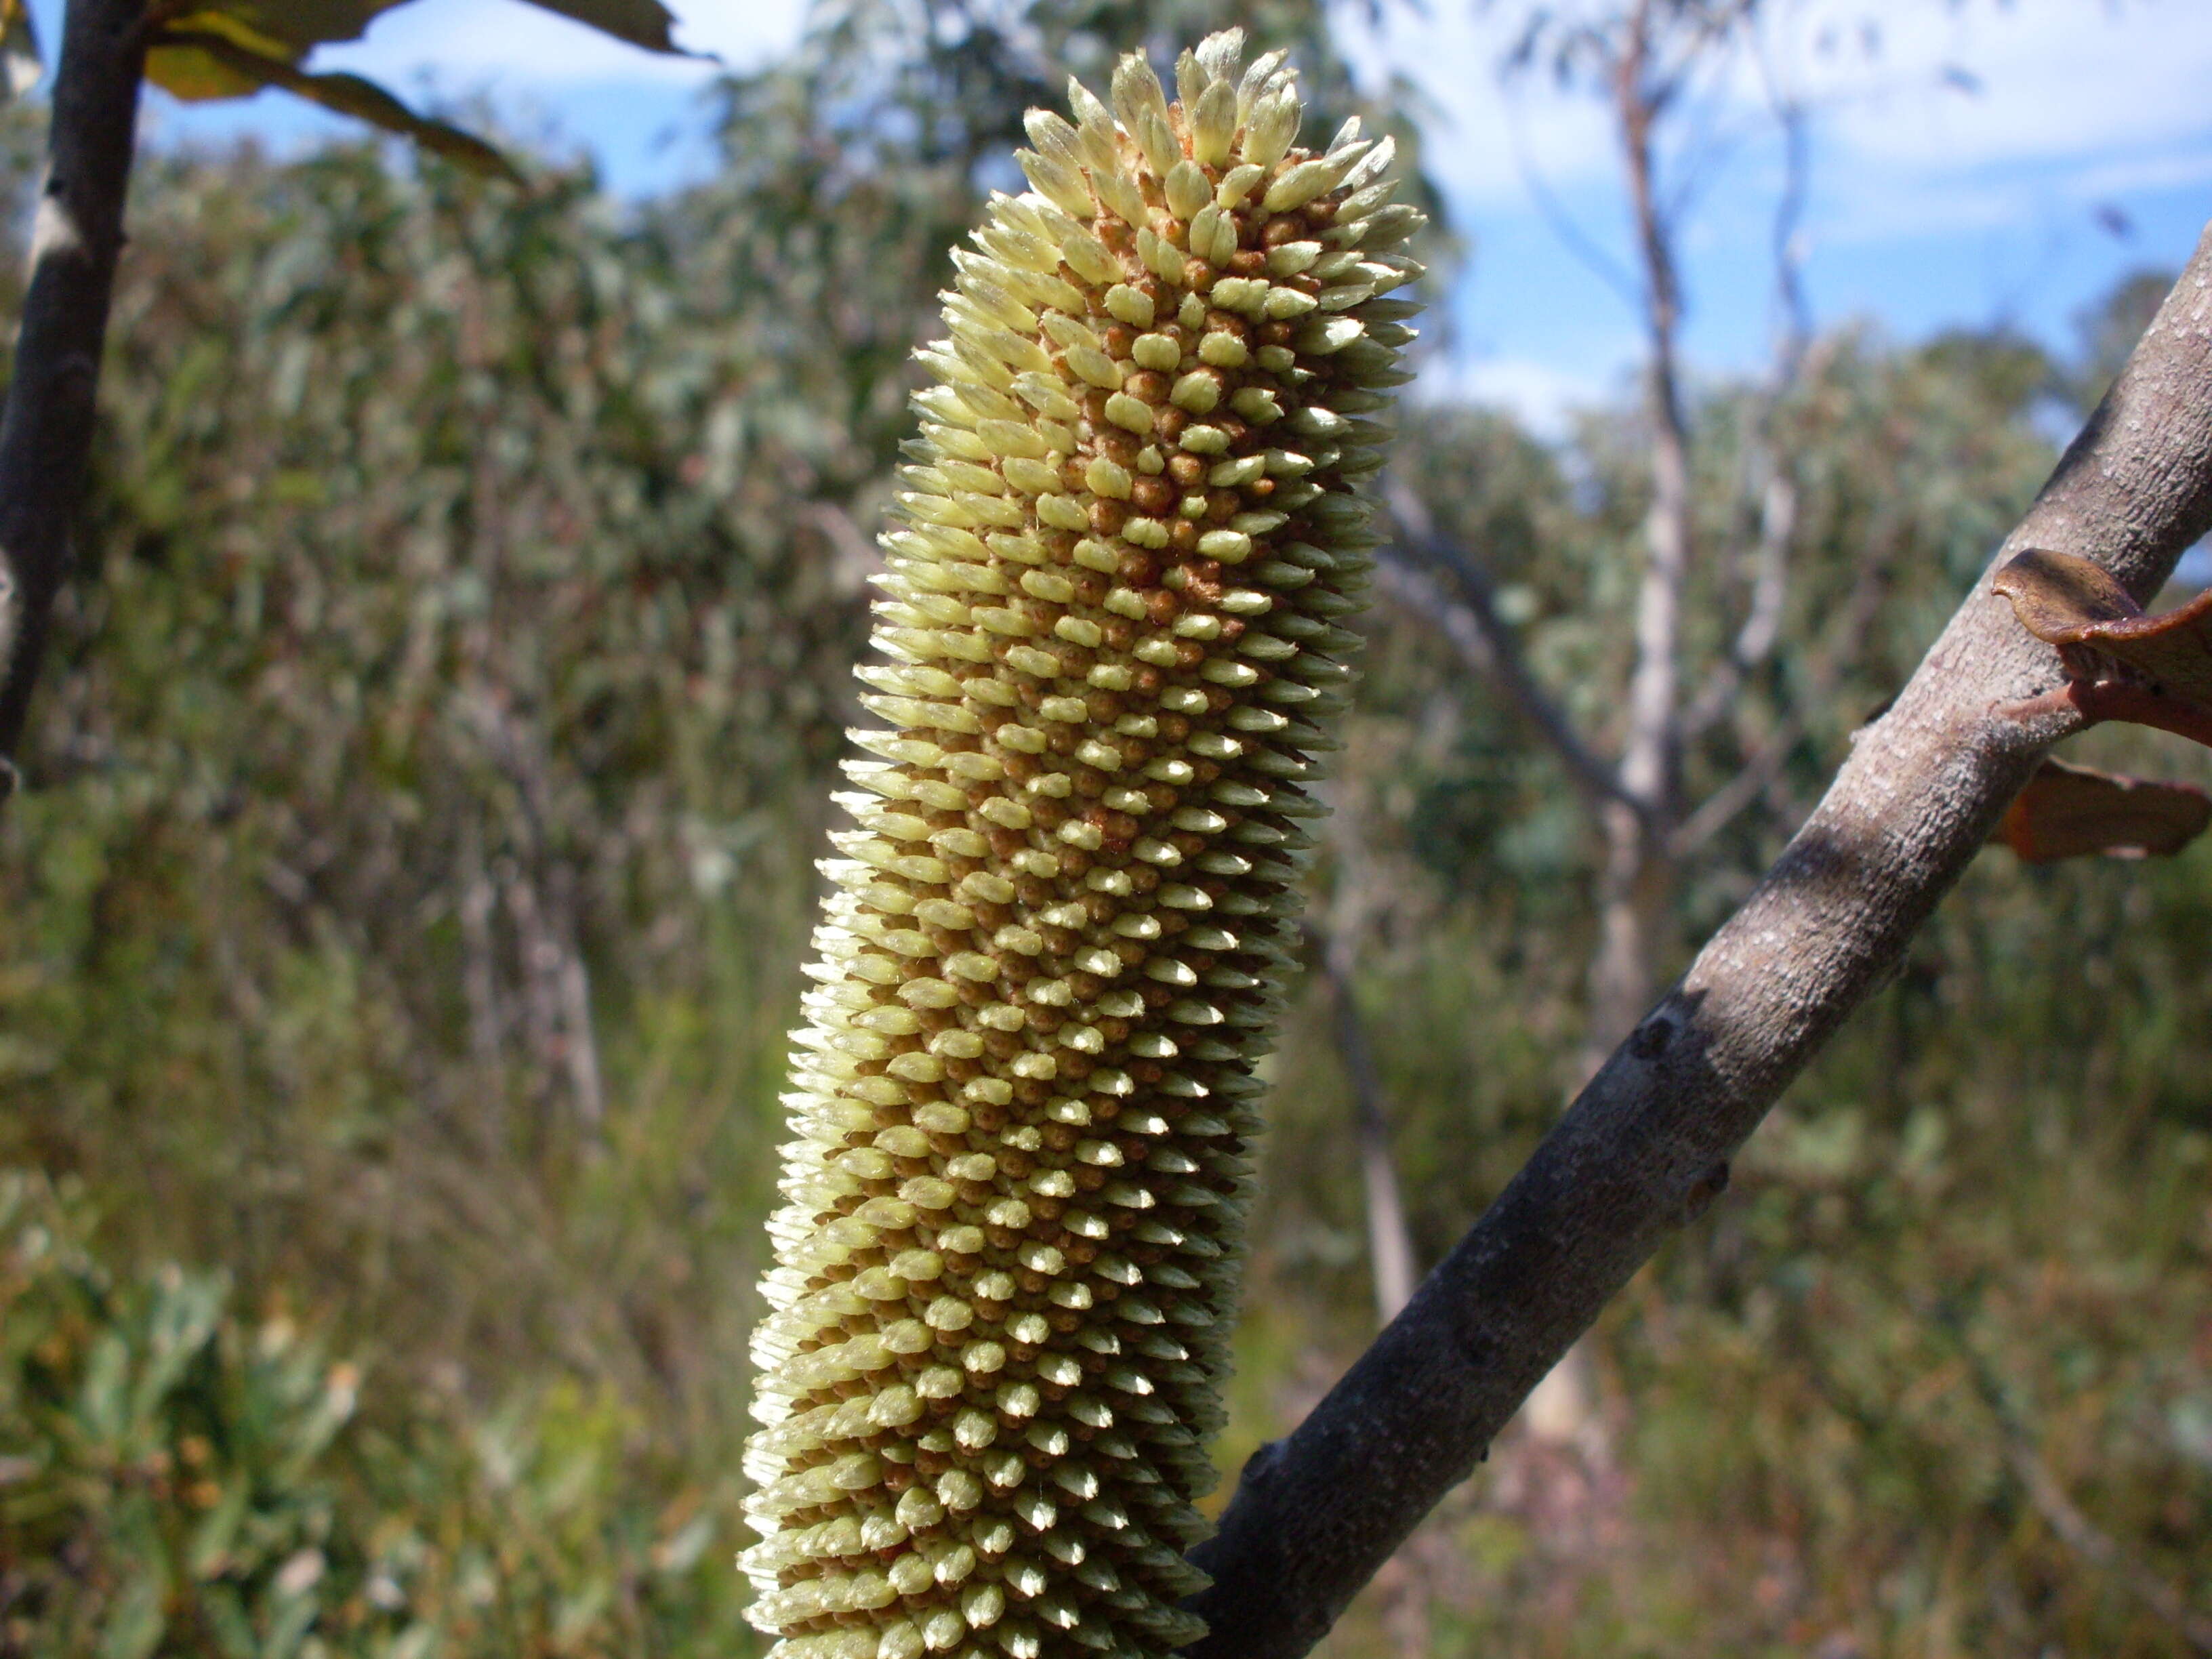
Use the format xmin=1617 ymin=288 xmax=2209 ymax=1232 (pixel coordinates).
xmin=743 ymin=28 xmax=1424 ymax=1659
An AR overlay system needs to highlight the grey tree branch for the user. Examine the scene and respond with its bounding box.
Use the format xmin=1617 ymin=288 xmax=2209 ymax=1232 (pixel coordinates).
xmin=1307 ymin=795 xmax=1422 ymax=1329
xmin=0 ymin=0 xmax=148 ymax=801
xmin=1680 ymin=430 xmax=1803 ymax=739
xmin=1181 ymin=225 xmax=2212 ymax=1659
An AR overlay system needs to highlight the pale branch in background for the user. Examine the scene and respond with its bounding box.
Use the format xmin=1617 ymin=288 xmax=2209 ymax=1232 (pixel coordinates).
xmin=1473 ymin=0 xmax=1824 ymax=1070
xmin=1679 ymin=70 xmax=1814 ymax=746
xmin=1307 ymin=789 xmax=1423 ymax=1331
xmin=1668 ymin=509 xmax=1898 ymax=859
xmin=1584 ymin=0 xmax=1707 ymax=1062
xmin=1300 ymin=916 xmax=1420 ymax=1328
xmin=1182 ymin=225 xmax=2212 ymax=1659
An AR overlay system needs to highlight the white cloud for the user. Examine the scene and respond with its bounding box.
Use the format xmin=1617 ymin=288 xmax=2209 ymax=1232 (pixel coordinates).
xmin=73 ymin=0 xmax=2209 ymax=396
xmin=1805 ymin=0 xmax=2212 ymax=172
xmin=1336 ymin=3 xmax=1617 ymax=207
xmin=1344 ymin=0 xmax=2212 ymax=243
xmin=1408 ymin=350 xmax=1619 ymax=439
xmin=1774 ymin=0 xmax=2212 ymax=245
xmin=2062 ymin=146 xmax=2212 ymax=203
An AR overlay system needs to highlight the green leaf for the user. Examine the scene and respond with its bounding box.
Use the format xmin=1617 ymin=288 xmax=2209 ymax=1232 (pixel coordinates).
xmin=147 ymin=12 xmax=307 ymax=100
xmin=76 ymin=1330 xmax=132 ymax=1449
xmin=519 ymin=0 xmax=687 ymax=55
xmin=146 ymin=39 xmax=265 ymax=100
xmin=186 ymin=1479 xmax=250 ymax=1579
xmin=171 ymin=0 xmax=409 ymax=56
xmin=145 ymin=4 xmax=413 ymax=98
xmin=264 ymin=64 xmax=524 ymax=182
xmin=150 ymin=26 xmax=523 ymax=182
xmin=96 ymin=1559 xmax=165 ymax=1659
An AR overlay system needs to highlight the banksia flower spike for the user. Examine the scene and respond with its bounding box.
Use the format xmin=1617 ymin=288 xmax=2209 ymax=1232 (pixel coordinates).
xmin=743 ymin=29 xmax=1423 ymax=1659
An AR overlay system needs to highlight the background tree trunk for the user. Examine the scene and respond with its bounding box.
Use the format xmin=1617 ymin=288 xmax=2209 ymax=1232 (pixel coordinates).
xmin=0 ymin=0 xmax=148 ymax=800
xmin=1317 ymin=932 xmax=1419 ymax=1326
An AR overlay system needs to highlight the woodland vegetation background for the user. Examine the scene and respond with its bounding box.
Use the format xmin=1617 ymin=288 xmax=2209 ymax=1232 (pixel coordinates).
xmin=4 ymin=0 xmax=2212 ymax=1654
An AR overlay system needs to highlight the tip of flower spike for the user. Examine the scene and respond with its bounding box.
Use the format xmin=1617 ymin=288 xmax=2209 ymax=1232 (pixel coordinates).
xmin=1195 ymin=28 xmax=1245 ymax=83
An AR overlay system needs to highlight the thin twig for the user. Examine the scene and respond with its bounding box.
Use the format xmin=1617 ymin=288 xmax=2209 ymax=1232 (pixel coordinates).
xmin=1992 ymin=1439 xmax=2212 ymax=1654
xmin=1379 ymin=476 xmax=1628 ymax=816
xmin=1671 ymin=514 xmax=1898 ymax=858
xmin=1934 ymin=1309 xmax=2212 ymax=1654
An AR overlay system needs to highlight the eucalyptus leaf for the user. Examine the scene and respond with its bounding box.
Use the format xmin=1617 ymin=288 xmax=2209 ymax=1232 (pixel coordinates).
xmin=150 ymin=26 xmax=522 ymax=180
xmin=94 ymin=1573 xmax=165 ymax=1659
xmin=520 ymin=0 xmax=686 ymax=54
xmin=180 ymin=0 xmax=408 ymax=54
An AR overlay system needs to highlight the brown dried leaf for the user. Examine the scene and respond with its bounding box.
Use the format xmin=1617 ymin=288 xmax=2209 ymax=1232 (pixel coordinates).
xmin=1998 ymin=757 xmax=2211 ymax=863
xmin=1993 ymin=547 xmax=2212 ymax=704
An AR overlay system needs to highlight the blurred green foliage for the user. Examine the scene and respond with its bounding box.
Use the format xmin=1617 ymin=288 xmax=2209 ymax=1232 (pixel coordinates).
xmin=1 ymin=1170 xmax=371 ymax=1658
xmin=0 ymin=1170 xmax=748 ymax=1656
xmin=3 ymin=0 xmax=2211 ymax=1652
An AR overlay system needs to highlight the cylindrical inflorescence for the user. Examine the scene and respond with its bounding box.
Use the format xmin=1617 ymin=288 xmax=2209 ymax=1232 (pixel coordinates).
xmin=743 ymin=28 xmax=1423 ymax=1659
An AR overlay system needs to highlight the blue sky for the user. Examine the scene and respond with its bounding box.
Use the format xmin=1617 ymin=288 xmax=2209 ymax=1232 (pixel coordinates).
xmin=37 ymin=0 xmax=2212 ymax=432
xmin=1349 ymin=0 xmax=2212 ymax=427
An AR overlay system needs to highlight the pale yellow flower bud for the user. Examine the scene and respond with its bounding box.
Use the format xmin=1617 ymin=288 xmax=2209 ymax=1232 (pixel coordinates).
xmin=745 ymin=27 xmax=1425 ymax=1657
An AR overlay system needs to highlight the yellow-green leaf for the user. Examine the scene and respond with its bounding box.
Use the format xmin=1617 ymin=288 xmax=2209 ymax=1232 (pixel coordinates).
xmin=174 ymin=0 xmax=406 ymax=56
xmin=519 ymin=0 xmax=684 ymax=54
xmin=150 ymin=26 xmax=522 ymax=182
xmin=146 ymin=43 xmax=268 ymax=102
xmin=148 ymin=10 xmax=307 ymax=100
xmin=282 ymin=67 xmax=520 ymax=180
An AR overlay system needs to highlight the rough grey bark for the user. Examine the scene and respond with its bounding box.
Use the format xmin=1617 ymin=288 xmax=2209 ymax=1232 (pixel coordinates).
xmin=0 ymin=0 xmax=148 ymax=799
xmin=1180 ymin=226 xmax=2212 ymax=1659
